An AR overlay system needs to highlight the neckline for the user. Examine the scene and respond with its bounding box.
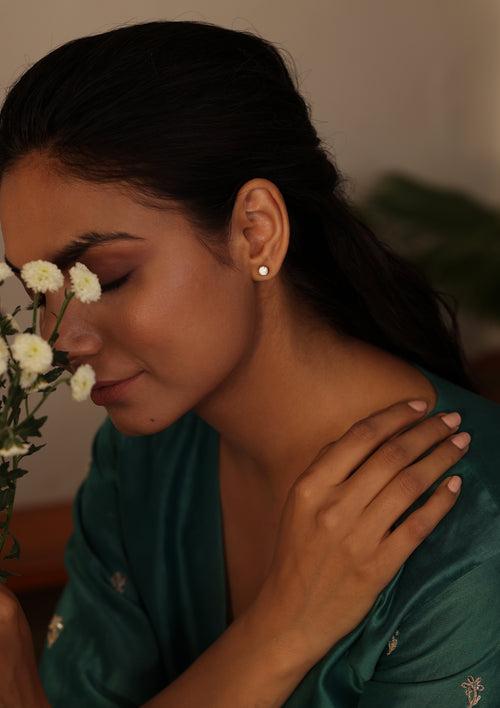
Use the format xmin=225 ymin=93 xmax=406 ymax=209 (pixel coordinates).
xmin=211 ymin=359 xmax=447 ymax=630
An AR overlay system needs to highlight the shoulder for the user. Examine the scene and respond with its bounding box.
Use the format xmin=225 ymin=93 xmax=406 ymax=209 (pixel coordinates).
xmin=346 ymin=371 xmax=500 ymax=687
xmin=393 ymin=371 xmax=500 ymax=608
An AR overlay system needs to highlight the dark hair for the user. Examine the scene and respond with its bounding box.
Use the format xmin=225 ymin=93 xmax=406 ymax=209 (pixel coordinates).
xmin=0 ymin=19 xmax=478 ymax=392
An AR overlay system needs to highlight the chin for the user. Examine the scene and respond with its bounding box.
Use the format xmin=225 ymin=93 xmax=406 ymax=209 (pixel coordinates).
xmin=106 ymin=406 xmax=186 ymax=437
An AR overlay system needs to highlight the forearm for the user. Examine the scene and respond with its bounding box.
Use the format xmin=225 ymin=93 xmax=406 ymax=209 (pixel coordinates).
xmin=141 ymin=606 xmax=315 ymax=708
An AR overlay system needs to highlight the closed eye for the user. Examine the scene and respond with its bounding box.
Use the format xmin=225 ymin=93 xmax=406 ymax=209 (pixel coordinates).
xmin=34 ymin=272 xmax=132 ymax=307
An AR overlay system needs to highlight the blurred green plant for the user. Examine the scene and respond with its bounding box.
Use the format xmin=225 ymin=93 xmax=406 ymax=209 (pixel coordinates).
xmin=355 ymin=172 xmax=500 ymax=322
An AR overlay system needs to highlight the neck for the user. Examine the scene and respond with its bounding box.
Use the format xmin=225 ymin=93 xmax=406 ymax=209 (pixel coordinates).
xmin=193 ymin=301 xmax=437 ymax=509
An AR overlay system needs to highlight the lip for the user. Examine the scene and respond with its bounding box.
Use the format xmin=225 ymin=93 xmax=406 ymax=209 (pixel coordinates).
xmin=90 ymin=371 xmax=144 ymax=406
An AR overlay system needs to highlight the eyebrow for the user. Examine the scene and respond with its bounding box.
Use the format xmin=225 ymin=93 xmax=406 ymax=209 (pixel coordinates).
xmin=4 ymin=230 xmax=146 ymax=275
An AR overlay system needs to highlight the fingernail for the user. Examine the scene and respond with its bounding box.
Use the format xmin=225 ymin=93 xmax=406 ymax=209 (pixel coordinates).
xmin=447 ymin=475 xmax=462 ymax=493
xmin=440 ymin=412 xmax=461 ymax=428
xmin=408 ymin=400 xmax=427 ymax=411
xmin=450 ymin=432 xmax=471 ymax=449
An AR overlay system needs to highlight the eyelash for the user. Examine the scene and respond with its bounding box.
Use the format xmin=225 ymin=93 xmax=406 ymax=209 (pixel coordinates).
xmin=36 ymin=272 xmax=132 ymax=307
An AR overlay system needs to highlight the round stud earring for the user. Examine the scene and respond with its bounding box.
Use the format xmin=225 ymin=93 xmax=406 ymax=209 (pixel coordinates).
xmin=258 ymin=265 xmax=269 ymax=276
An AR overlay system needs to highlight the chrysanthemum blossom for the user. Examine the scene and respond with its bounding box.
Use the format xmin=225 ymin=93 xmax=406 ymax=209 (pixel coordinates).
xmin=21 ymin=260 xmax=64 ymax=293
xmin=0 ymin=262 xmax=14 ymax=282
xmin=11 ymin=333 xmax=53 ymax=374
xmin=19 ymin=369 xmax=38 ymax=390
xmin=69 ymin=262 xmax=101 ymax=303
xmin=0 ymin=441 xmax=30 ymax=458
xmin=19 ymin=369 xmax=51 ymax=392
xmin=0 ymin=338 xmax=8 ymax=376
xmin=70 ymin=363 xmax=96 ymax=401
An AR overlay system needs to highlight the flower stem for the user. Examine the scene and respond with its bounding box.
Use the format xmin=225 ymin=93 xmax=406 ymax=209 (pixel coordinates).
xmin=0 ymin=479 xmax=16 ymax=567
xmin=48 ymin=290 xmax=75 ymax=347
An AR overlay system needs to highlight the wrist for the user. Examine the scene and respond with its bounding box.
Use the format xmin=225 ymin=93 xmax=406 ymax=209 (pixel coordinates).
xmin=239 ymin=594 xmax=317 ymax=682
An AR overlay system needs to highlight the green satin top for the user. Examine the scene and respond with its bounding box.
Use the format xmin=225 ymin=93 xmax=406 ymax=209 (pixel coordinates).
xmin=38 ymin=362 xmax=500 ymax=706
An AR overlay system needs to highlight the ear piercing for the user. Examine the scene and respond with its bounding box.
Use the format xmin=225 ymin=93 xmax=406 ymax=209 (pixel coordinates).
xmin=258 ymin=265 xmax=269 ymax=276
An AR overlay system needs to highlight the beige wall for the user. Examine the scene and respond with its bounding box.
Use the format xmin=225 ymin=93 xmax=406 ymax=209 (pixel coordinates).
xmin=0 ymin=0 xmax=499 ymax=507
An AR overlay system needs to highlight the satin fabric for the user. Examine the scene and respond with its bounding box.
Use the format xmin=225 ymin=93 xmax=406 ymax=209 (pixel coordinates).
xmin=39 ymin=362 xmax=500 ymax=706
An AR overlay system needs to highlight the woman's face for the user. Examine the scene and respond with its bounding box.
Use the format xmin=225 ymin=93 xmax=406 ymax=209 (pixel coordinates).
xmin=0 ymin=154 xmax=261 ymax=436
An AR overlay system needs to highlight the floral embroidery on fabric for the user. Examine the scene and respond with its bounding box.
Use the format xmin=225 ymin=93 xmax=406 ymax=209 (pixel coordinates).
xmin=110 ymin=570 xmax=127 ymax=593
xmin=460 ymin=675 xmax=485 ymax=706
xmin=386 ymin=629 xmax=399 ymax=655
xmin=47 ymin=613 xmax=64 ymax=647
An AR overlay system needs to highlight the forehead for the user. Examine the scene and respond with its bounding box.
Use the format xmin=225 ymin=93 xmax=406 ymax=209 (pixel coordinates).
xmin=0 ymin=154 xmax=173 ymax=267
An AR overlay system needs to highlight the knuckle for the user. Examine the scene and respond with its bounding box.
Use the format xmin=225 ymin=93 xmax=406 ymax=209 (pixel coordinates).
xmin=316 ymin=505 xmax=342 ymax=532
xmin=351 ymin=555 xmax=378 ymax=587
xmin=291 ymin=475 xmax=316 ymax=504
xmin=396 ymin=468 xmax=423 ymax=497
xmin=378 ymin=440 xmax=407 ymax=466
xmin=349 ymin=418 xmax=378 ymax=443
xmin=405 ymin=512 xmax=431 ymax=541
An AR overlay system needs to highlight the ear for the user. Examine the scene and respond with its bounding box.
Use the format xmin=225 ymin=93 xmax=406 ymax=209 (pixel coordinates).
xmin=231 ymin=178 xmax=290 ymax=280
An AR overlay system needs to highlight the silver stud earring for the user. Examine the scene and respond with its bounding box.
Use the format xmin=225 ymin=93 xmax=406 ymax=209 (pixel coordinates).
xmin=258 ymin=265 xmax=269 ymax=276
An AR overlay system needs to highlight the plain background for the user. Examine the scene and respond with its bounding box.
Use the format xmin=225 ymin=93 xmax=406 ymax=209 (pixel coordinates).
xmin=0 ymin=0 xmax=499 ymax=507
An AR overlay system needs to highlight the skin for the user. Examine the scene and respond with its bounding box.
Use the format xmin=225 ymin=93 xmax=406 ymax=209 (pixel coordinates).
xmin=0 ymin=151 xmax=438 ymax=519
xmin=0 ymin=152 xmax=442 ymax=702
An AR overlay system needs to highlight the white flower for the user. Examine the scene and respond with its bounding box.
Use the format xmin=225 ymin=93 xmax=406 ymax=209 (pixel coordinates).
xmin=0 ymin=441 xmax=30 ymax=457
xmin=0 ymin=262 xmax=14 ymax=282
xmin=19 ymin=369 xmax=38 ymax=389
xmin=4 ymin=313 xmax=20 ymax=332
xmin=19 ymin=369 xmax=51 ymax=391
xmin=70 ymin=363 xmax=96 ymax=401
xmin=20 ymin=260 xmax=64 ymax=293
xmin=69 ymin=262 xmax=101 ymax=303
xmin=0 ymin=338 xmax=8 ymax=376
xmin=11 ymin=333 xmax=53 ymax=374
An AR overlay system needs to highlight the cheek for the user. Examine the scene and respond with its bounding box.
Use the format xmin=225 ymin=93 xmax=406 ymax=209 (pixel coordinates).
xmin=125 ymin=264 xmax=256 ymax=383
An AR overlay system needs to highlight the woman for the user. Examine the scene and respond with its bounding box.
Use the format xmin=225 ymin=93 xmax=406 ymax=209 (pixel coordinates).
xmin=0 ymin=19 xmax=498 ymax=707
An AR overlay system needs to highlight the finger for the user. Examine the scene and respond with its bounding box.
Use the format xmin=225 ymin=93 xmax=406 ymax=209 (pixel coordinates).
xmin=305 ymin=399 xmax=430 ymax=489
xmin=339 ymin=411 xmax=462 ymax=510
xmin=373 ymin=473 xmax=462 ymax=586
xmin=359 ymin=430 xmax=470 ymax=543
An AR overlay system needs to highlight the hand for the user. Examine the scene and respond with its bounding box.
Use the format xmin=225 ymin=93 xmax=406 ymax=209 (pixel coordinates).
xmin=249 ymin=400 xmax=468 ymax=669
xmin=0 ymin=582 xmax=50 ymax=707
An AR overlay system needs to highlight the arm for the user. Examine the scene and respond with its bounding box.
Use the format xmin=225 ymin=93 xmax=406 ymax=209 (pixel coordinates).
xmin=141 ymin=604 xmax=314 ymax=708
xmin=356 ymin=551 xmax=500 ymax=706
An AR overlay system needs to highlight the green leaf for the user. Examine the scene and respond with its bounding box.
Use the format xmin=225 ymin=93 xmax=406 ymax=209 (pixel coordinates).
xmin=52 ymin=348 xmax=69 ymax=366
xmin=0 ymin=486 xmax=15 ymax=510
xmin=0 ymin=568 xmax=22 ymax=581
xmin=0 ymin=317 xmax=20 ymax=336
xmin=15 ymin=414 xmax=48 ymax=438
xmin=42 ymin=367 xmax=66 ymax=384
xmin=4 ymin=532 xmax=20 ymax=560
xmin=26 ymin=442 xmax=46 ymax=455
xmin=0 ymin=467 xmax=28 ymax=483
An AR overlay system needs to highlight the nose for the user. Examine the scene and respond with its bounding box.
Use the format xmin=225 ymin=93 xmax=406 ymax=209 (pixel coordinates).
xmin=38 ymin=290 xmax=102 ymax=368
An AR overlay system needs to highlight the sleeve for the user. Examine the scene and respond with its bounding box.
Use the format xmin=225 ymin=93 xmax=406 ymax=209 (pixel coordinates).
xmin=38 ymin=417 xmax=166 ymax=707
xmin=357 ymin=551 xmax=500 ymax=707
